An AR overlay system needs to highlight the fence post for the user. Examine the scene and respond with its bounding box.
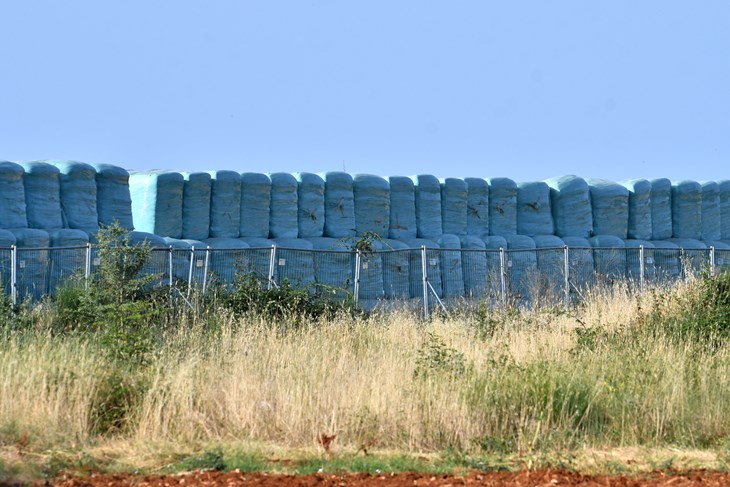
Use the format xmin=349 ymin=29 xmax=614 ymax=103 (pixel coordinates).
xmin=202 ymin=247 xmax=211 ymax=294
xmin=639 ymin=245 xmax=645 ymax=292
xmin=710 ymin=246 xmax=716 ymax=277
xmin=563 ymin=245 xmax=570 ymax=309
xmin=354 ymin=250 xmax=361 ymax=307
xmin=421 ymin=245 xmax=429 ymax=320
xmin=268 ymin=245 xmax=277 ymax=289
xmin=84 ymin=243 xmax=91 ymax=291
xmin=168 ymin=246 xmax=174 ymax=288
xmin=10 ymin=245 xmax=17 ymax=306
xmin=187 ymin=247 xmax=195 ymax=298
xmin=499 ymin=247 xmax=507 ymax=309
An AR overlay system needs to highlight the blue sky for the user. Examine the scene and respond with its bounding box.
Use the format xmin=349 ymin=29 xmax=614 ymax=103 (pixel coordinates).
xmin=2 ymin=1 xmax=728 ymax=182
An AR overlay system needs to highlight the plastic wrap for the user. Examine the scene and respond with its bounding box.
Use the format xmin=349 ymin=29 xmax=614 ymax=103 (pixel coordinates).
xmin=0 ymin=161 xmax=28 ymax=229
xmin=650 ymin=178 xmax=673 ymax=240
xmin=269 ymin=173 xmax=299 ymax=239
xmin=621 ymin=179 xmax=652 ymax=240
xmin=719 ymin=180 xmax=730 ymax=240
xmin=0 ymin=230 xmax=15 ymax=294
xmin=207 ymin=170 xmax=241 ymax=238
xmin=272 ymin=238 xmax=315 ymax=289
xmin=48 ymin=229 xmax=89 ymax=293
xmin=19 ymin=162 xmax=64 ymax=230
xmin=671 ymin=181 xmax=702 ymax=239
xmin=180 ymin=172 xmax=211 ymax=240
xmin=589 ymin=235 xmax=626 ymax=281
xmin=353 ymin=174 xmax=389 ymax=237
xmin=92 ymin=163 xmax=134 ymax=230
xmin=240 ymin=173 xmax=271 ymax=238
xmin=650 ymin=240 xmax=681 ymax=281
xmin=48 ymin=161 xmax=99 ymax=233
xmin=388 ymin=176 xmax=417 ymax=239
xmin=624 ymin=239 xmax=656 ymax=282
xmin=402 ymin=238 xmax=442 ymax=299
xmin=504 ymin=235 xmax=537 ymax=304
xmin=321 ymin=172 xmax=356 ymax=238
xmin=465 ymin=178 xmax=489 ymax=236
xmin=532 ymin=235 xmax=564 ymax=298
xmin=356 ymin=240 xmax=385 ymax=300
xmin=202 ymin=237 xmax=250 ymax=287
xmin=436 ymin=234 xmax=464 ymax=298
xmin=588 ymin=179 xmax=629 ymax=238
xmin=545 ymin=175 xmax=593 ymax=238
xmin=668 ymin=238 xmax=707 ymax=275
xmin=129 ymin=170 xmax=184 ymax=238
xmin=440 ymin=178 xmax=468 ymax=236
xmin=411 ymin=175 xmax=443 ymax=239
xmin=295 ymin=172 xmax=325 ymax=238
xmin=488 ymin=178 xmax=517 ymax=236
xmin=700 ymin=181 xmax=721 ymax=241
xmin=459 ymin=235 xmax=488 ymax=300
xmin=306 ymin=237 xmax=354 ymax=298
xmin=517 ymin=181 xmax=553 ymax=236
xmin=11 ymin=229 xmax=50 ymax=300
xmin=382 ymin=239 xmax=411 ymax=299
xmin=562 ymin=236 xmax=595 ymax=291
xmin=238 ymin=237 xmax=276 ymax=283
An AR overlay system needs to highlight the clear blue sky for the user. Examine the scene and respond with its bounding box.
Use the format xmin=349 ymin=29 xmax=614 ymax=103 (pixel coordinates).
xmin=2 ymin=1 xmax=728 ymax=182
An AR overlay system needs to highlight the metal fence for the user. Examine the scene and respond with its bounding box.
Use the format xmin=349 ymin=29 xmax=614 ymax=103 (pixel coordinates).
xmin=2 ymin=244 xmax=729 ymax=317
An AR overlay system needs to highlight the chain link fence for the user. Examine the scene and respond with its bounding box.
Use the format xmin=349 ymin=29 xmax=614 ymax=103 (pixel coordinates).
xmin=1 ymin=244 xmax=727 ymax=316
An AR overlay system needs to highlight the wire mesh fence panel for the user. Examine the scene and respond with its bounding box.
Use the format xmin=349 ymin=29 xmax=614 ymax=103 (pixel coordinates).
xmin=0 ymin=248 xmax=12 ymax=295
xmin=16 ymin=248 xmax=51 ymax=302
xmin=437 ymin=248 xmax=465 ymax=301
xmin=311 ymin=249 xmax=355 ymax=300
xmin=592 ymin=247 xmax=627 ymax=286
xmin=532 ymin=246 xmax=566 ymax=308
xmin=566 ymin=247 xmax=594 ymax=302
xmin=357 ymin=250 xmax=385 ymax=305
xmin=235 ymin=247 xmax=275 ymax=285
xmin=48 ymin=246 xmax=87 ymax=296
xmin=504 ymin=248 xmax=538 ymax=307
xmin=203 ymin=248 xmax=253 ymax=289
xmin=653 ymin=247 xmax=682 ymax=283
xmin=148 ymin=248 xmax=175 ymax=287
xmin=381 ymin=249 xmax=411 ymax=300
xmin=407 ymin=247 xmax=442 ymax=303
xmin=275 ymin=248 xmax=315 ymax=290
xmin=679 ymin=248 xmax=711 ymax=278
xmin=716 ymin=249 xmax=730 ymax=274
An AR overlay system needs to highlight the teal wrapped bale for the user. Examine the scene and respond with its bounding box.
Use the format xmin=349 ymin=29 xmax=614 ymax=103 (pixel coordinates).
xmin=437 ymin=234 xmax=464 ymax=298
xmin=321 ymin=172 xmax=356 ymax=238
xmin=517 ymin=182 xmax=553 ymax=236
xmin=48 ymin=161 xmax=99 ymax=233
xmin=532 ymin=235 xmax=565 ymax=300
xmin=505 ymin=235 xmax=537 ymax=305
xmin=180 ymin=172 xmax=211 ymax=240
xmin=207 ymin=170 xmax=241 ymax=238
xmin=402 ymin=238 xmax=442 ymax=299
xmin=129 ymin=231 xmax=168 ymax=286
xmin=411 ymin=175 xmax=442 ymax=239
xmin=19 ymin=162 xmax=63 ymax=230
xmin=353 ymin=174 xmax=389 ymax=237
xmin=92 ymin=164 xmax=134 ymax=230
xmin=700 ymin=181 xmax=721 ymax=241
xmin=488 ymin=178 xmax=517 ymax=236
xmin=306 ymin=237 xmax=354 ymax=297
xmin=621 ymin=179 xmax=652 ymax=240
xmin=562 ymin=236 xmax=595 ymax=292
xmin=382 ymin=239 xmax=410 ymax=299
xmin=0 ymin=162 xmax=28 ymax=229
xmin=465 ymin=178 xmax=489 ymax=236
xmin=440 ymin=178 xmax=467 ymax=236
xmin=459 ymin=236 xmax=488 ymax=300
xmin=272 ymin=238 xmax=315 ymax=289
xmin=356 ymin=240 xmax=385 ymax=301
xmin=129 ymin=171 xmax=184 ymax=238
xmin=650 ymin=240 xmax=681 ymax=282
xmin=668 ymin=238 xmax=707 ymax=276
xmin=0 ymin=230 xmax=15 ymax=294
xmin=589 ymin=235 xmax=626 ymax=281
xmin=48 ymin=229 xmax=88 ymax=294
xmin=388 ymin=176 xmax=417 ymax=239
xmin=624 ymin=239 xmax=656 ymax=282
xmin=588 ymin=179 xmax=629 ymax=239
xmin=269 ymin=173 xmax=299 ymax=239
xmin=650 ymin=178 xmax=673 ymax=240
xmin=238 ymin=237 xmax=276 ymax=282
xmin=720 ymin=180 xmax=730 ymax=240
xmin=202 ymin=238 xmax=250 ymax=288
xmin=295 ymin=173 xmax=325 ymax=238
xmin=546 ymin=176 xmax=593 ymax=238
xmin=240 ymin=173 xmax=271 ymax=238
xmin=161 ymin=238 xmax=208 ymax=286
xmin=671 ymin=181 xmax=702 ymax=239
xmin=11 ymin=229 xmax=50 ymax=301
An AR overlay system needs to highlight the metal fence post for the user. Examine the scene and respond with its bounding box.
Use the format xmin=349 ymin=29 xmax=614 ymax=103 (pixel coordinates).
xmin=639 ymin=245 xmax=645 ymax=292
xmin=421 ymin=245 xmax=429 ymax=320
xmin=84 ymin=243 xmax=91 ymax=291
xmin=268 ymin=245 xmax=277 ymax=289
xmin=10 ymin=245 xmax=17 ymax=306
xmin=202 ymin=247 xmax=211 ymax=294
xmin=187 ymin=247 xmax=195 ymax=298
xmin=354 ymin=250 xmax=361 ymax=307
xmin=563 ymin=245 xmax=570 ymax=309
xmin=499 ymin=247 xmax=507 ymax=309
xmin=710 ymin=246 xmax=716 ymax=277
xmin=168 ymin=246 xmax=174 ymax=288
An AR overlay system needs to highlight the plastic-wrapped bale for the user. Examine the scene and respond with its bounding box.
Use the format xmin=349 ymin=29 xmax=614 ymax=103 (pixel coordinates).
xmin=388 ymin=176 xmax=417 ymax=239
xmin=91 ymin=163 xmax=134 ymax=230
xmin=440 ymin=178 xmax=467 ymax=236
xmin=620 ymin=179 xmax=652 ymax=240
xmin=160 ymin=237 xmax=208 ymax=284
xmin=295 ymin=173 xmax=325 ymax=238
xmin=10 ymin=229 xmax=50 ymax=301
xmin=129 ymin=171 xmax=184 ymax=238
xmin=483 ymin=236 xmax=508 ymax=302
xmin=353 ymin=174 xmax=389 ymax=237
xmin=268 ymin=173 xmax=298 ymax=239
xmin=48 ymin=161 xmax=99 ymax=234
xmin=202 ymin=237 xmax=250 ymax=288
xmin=504 ymin=235 xmax=537 ymax=305
xmin=0 ymin=230 xmax=15 ymax=294
xmin=650 ymin=178 xmax=673 ymax=240
xmin=650 ymin=240 xmax=681 ymax=282
xmin=700 ymin=181 xmax=721 ymax=241
xmin=48 ymin=229 xmax=89 ymax=295
xmin=240 ymin=173 xmax=271 ymax=238
xmin=180 ymin=172 xmax=211 ymax=240
xmin=19 ymin=162 xmax=64 ymax=230
xmin=589 ymin=235 xmax=626 ymax=282
xmin=320 ymin=172 xmax=356 ymax=238
xmin=207 ymin=170 xmax=241 ymax=238
xmin=488 ymin=178 xmax=517 ymax=236
xmin=668 ymin=238 xmax=707 ymax=276
xmin=411 ymin=175 xmax=442 ymax=239
xmin=709 ymin=241 xmax=730 ymax=273
xmin=465 ymin=178 xmax=489 ymax=236
xmin=355 ymin=239 xmax=385 ymax=303
xmin=459 ymin=236 xmax=488 ymax=300
xmin=624 ymin=239 xmax=656 ymax=282
xmin=720 ymin=180 xmax=730 ymax=240
xmin=272 ymin=238 xmax=315 ymax=290
xmin=402 ymin=238 xmax=442 ymax=300
xmin=671 ymin=181 xmax=702 ymax=239
xmin=532 ymin=235 xmax=565 ymax=303
xmin=545 ymin=176 xmax=593 ymax=238
xmin=517 ymin=182 xmax=554 ymax=236
xmin=382 ymin=239 xmax=410 ymax=299
xmin=562 ymin=236 xmax=595 ymax=293
xmin=238 ymin=237 xmax=277 ymax=283
xmin=306 ymin=237 xmax=354 ymax=299
xmin=436 ymin=234 xmax=464 ymax=299
xmin=128 ymin=231 xmax=168 ymax=286
xmin=588 ymin=179 xmax=629 ymax=239
xmin=0 ymin=161 xmax=28 ymax=229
